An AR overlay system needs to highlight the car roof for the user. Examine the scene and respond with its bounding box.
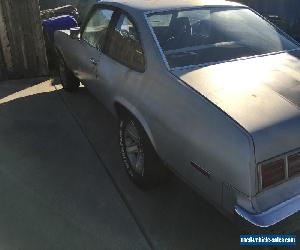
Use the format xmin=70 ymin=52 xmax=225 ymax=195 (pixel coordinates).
xmin=99 ymin=0 xmax=244 ymax=13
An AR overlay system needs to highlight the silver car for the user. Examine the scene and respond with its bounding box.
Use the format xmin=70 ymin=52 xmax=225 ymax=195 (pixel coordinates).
xmin=54 ymin=0 xmax=300 ymax=228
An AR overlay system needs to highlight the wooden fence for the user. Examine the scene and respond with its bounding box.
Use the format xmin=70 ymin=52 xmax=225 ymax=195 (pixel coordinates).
xmin=0 ymin=0 xmax=48 ymax=81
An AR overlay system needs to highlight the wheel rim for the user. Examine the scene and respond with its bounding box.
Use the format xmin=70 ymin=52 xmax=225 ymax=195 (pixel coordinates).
xmin=124 ymin=121 xmax=145 ymax=175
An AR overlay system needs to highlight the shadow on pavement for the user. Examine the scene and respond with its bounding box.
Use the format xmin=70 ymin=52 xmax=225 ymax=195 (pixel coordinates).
xmin=0 ymin=79 xmax=150 ymax=250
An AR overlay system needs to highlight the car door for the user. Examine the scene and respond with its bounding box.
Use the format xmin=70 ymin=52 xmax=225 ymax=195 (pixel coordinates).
xmin=95 ymin=11 xmax=146 ymax=113
xmin=76 ymin=7 xmax=115 ymax=92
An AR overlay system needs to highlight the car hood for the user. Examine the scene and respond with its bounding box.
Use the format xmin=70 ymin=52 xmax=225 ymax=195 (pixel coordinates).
xmin=173 ymin=50 xmax=300 ymax=162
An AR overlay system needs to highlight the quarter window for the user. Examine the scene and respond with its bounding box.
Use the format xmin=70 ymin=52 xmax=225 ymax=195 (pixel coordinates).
xmin=82 ymin=9 xmax=113 ymax=49
xmin=106 ymin=14 xmax=145 ymax=72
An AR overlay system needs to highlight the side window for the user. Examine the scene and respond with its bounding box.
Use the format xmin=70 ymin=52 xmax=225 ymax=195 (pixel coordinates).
xmin=82 ymin=9 xmax=113 ymax=49
xmin=106 ymin=14 xmax=145 ymax=72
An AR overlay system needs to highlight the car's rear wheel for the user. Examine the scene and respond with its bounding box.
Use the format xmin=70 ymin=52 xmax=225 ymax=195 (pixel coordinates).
xmin=119 ymin=115 xmax=169 ymax=189
xmin=58 ymin=55 xmax=80 ymax=92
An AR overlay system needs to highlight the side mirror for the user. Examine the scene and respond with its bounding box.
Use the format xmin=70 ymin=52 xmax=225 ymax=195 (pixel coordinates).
xmin=70 ymin=27 xmax=80 ymax=39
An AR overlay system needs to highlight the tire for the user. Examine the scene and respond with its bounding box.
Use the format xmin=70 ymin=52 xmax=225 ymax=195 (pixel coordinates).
xmin=119 ymin=114 xmax=169 ymax=189
xmin=58 ymin=55 xmax=80 ymax=92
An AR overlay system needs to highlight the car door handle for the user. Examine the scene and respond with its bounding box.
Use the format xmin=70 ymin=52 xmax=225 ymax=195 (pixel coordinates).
xmin=89 ymin=58 xmax=98 ymax=65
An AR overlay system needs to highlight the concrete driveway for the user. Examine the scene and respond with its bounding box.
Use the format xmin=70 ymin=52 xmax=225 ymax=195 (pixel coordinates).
xmin=0 ymin=78 xmax=298 ymax=250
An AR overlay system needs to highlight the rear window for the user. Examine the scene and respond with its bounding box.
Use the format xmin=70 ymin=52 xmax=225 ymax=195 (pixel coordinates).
xmin=147 ymin=7 xmax=299 ymax=69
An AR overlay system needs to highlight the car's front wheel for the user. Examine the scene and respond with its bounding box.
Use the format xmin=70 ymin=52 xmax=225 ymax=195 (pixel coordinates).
xmin=119 ymin=115 xmax=169 ymax=189
xmin=58 ymin=55 xmax=80 ymax=92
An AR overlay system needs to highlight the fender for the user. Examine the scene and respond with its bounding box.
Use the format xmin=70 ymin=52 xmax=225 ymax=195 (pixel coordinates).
xmin=113 ymin=96 xmax=158 ymax=153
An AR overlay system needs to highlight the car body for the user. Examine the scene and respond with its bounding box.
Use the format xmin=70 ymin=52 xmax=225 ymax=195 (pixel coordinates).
xmin=54 ymin=0 xmax=300 ymax=228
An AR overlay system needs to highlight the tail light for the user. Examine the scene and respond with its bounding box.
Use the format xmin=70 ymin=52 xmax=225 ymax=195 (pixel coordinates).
xmin=288 ymin=153 xmax=300 ymax=177
xmin=260 ymin=159 xmax=285 ymax=189
xmin=259 ymin=152 xmax=300 ymax=191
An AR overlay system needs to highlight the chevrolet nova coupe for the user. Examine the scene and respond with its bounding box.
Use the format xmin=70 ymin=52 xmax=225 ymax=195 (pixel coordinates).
xmin=54 ymin=0 xmax=300 ymax=228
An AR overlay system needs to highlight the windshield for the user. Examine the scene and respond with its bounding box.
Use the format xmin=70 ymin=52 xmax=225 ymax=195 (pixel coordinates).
xmin=147 ymin=7 xmax=299 ymax=69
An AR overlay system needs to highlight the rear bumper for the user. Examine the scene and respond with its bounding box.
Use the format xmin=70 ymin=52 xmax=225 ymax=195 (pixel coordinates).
xmin=235 ymin=193 xmax=300 ymax=227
